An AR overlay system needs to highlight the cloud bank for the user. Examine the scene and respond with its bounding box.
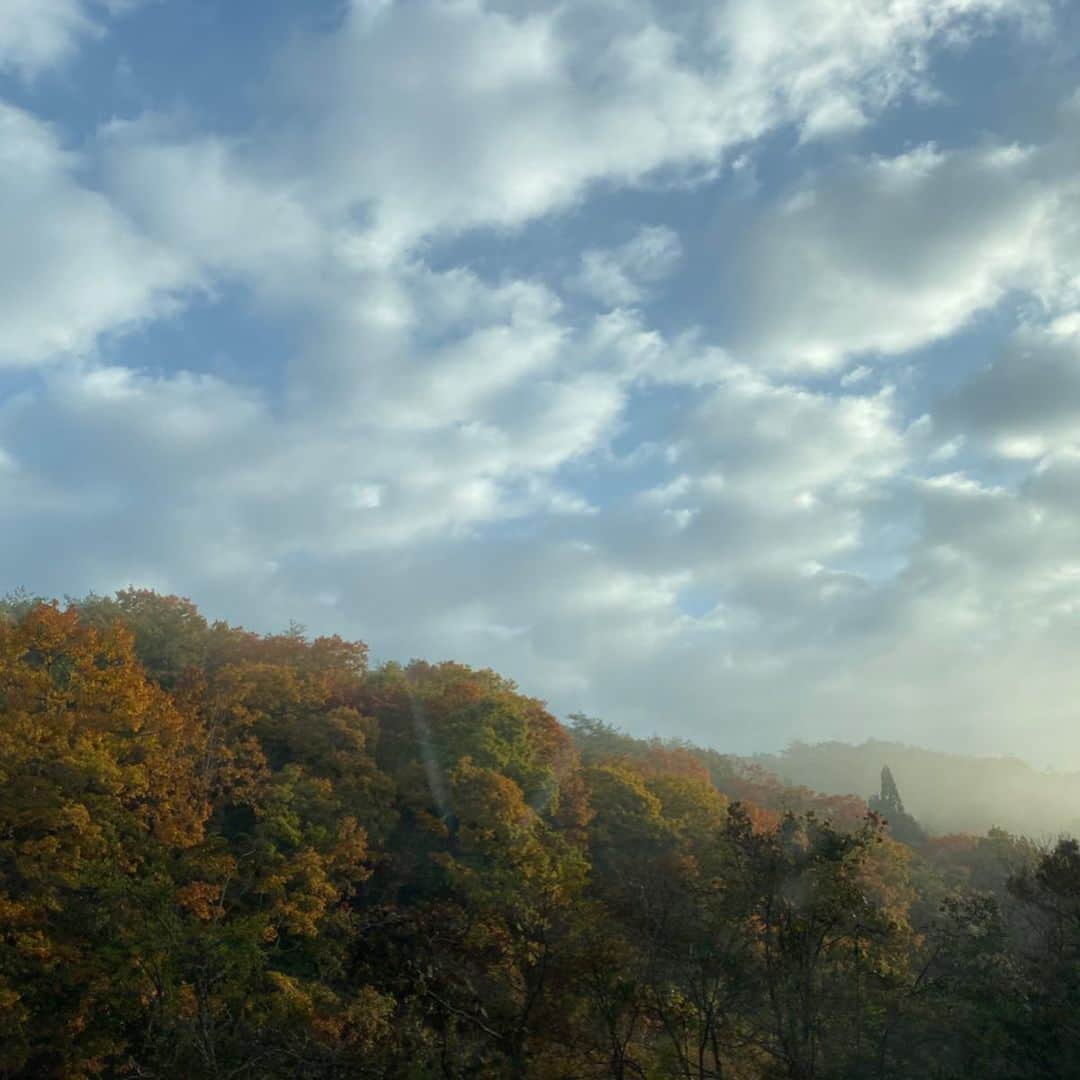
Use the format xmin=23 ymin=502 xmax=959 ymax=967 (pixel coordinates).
xmin=3 ymin=0 xmax=1080 ymax=766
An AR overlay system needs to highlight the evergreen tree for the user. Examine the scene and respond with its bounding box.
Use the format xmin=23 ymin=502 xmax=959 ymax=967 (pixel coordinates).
xmin=870 ymin=765 xmax=928 ymax=845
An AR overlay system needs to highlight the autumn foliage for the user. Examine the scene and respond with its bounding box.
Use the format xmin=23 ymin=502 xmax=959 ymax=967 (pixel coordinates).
xmin=0 ymin=593 xmax=1075 ymax=1078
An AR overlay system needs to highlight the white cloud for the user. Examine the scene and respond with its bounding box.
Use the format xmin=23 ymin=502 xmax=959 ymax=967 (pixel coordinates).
xmin=247 ymin=0 xmax=1035 ymax=254
xmin=0 ymin=0 xmax=97 ymax=78
xmin=730 ymin=133 xmax=1079 ymax=369
xmin=0 ymin=256 xmax=649 ymax=588
xmin=0 ymin=105 xmax=190 ymax=367
xmin=99 ymin=121 xmax=326 ymax=299
xmin=942 ymin=322 xmax=1080 ymax=458
xmin=570 ymin=225 xmax=682 ymax=306
xmin=0 ymin=0 xmax=144 ymax=79
xmin=86 ymin=0 xmax=1057 ymax=376
xmin=711 ymin=0 xmax=1048 ymax=143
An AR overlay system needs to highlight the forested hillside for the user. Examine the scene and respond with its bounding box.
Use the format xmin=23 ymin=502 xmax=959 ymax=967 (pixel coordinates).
xmin=2 ymin=591 xmax=1079 ymax=1078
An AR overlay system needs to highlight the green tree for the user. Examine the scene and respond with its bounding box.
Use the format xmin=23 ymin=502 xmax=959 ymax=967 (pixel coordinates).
xmin=869 ymin=767 xmax=927 ymax=846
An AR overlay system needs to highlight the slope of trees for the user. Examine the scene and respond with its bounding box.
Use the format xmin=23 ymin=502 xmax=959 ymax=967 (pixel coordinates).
xmin=0 ymin=591 xmax=1077 ymax=1078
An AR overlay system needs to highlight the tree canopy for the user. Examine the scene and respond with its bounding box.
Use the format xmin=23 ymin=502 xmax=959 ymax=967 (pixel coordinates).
xmin=0 ymin=592 xmax=1075 ymax=1078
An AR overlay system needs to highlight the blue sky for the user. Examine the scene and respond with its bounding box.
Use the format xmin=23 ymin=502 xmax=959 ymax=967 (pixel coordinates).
xmin=4 ymin=0 xmax=1080 ymax=764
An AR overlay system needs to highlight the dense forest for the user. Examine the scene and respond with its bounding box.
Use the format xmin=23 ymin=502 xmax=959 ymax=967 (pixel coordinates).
xmin=2 ymin=592 xmax=1080 ymax=1078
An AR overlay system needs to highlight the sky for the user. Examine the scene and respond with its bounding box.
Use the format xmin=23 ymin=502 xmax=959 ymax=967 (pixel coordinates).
xmin=3 ymin=0 xmax=1080 ymax=766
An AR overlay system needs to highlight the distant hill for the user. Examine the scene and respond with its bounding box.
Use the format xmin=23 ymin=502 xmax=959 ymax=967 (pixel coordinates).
xmin=755 ymin=739 xmax=1080 ymax=839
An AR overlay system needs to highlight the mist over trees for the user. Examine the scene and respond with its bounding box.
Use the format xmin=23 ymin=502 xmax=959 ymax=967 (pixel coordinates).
xmin=1 ymin=591 xmax=1079 ymax=1078
xmin=758 ymin=740 xmax=1080 ymax=840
